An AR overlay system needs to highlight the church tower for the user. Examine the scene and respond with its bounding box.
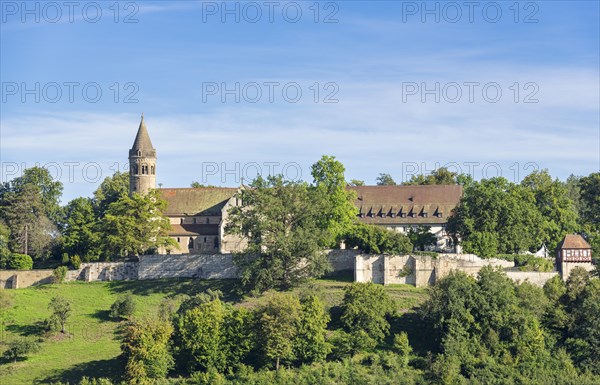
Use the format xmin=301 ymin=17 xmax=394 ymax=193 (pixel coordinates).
xmin=129 ymin=114 xmax=157 ymax=195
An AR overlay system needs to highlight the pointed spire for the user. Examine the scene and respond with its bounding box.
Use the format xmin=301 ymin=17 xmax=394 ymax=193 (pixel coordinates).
xmin=131 ymin=113 xmax=155 ymax=152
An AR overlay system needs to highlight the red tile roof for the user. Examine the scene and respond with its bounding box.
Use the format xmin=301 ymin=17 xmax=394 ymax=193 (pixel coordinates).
xmin=348 ymin=185 xmax=463 ymax=225
xmin=558 ymin=234 xmax=592 ymax=249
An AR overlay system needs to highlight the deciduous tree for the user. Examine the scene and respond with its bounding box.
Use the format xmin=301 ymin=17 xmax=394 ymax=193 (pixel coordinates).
xmin=226 ymin=175 xmax=330 ymax=292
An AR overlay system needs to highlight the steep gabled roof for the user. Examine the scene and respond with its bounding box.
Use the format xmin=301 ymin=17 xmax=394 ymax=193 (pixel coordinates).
xmin=348 ymin=185 xmax=463 ymax=225
xmin=129 ymin=114 xmax=156 ymax=157
xmin=558 ymin=234 xmax=592 ymax=249
xmin=160 ymin=187 xmax=238 ymax=216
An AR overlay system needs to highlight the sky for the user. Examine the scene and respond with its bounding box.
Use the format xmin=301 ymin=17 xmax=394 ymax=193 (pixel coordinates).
xmin=1 ymin=0 xmax=599 ymax=203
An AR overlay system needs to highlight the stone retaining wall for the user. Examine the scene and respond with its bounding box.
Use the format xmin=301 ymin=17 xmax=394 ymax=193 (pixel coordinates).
xmin=505 ymin=271 xmax=559 ymax=286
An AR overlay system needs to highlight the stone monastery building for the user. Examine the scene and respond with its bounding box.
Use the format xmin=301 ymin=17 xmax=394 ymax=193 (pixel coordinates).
xmin=128 ymin=116 xmax=463 ymax=255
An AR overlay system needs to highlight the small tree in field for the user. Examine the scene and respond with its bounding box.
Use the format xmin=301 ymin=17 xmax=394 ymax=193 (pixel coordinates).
xmin=48 ymin=296 xmax=72 ymax=334
xmin=110 ymin=293 xmax=136 ymax=320
xmin=3 ymin=339 xmax=40 ymax=363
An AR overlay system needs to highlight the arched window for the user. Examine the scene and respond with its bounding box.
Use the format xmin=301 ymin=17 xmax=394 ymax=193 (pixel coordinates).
xmin=141 ymin=164 xmax=148 ymax=175
xmin=132 ymin=164 xmax=139 ymax=174
xmin=151 ymin=165 xmax=155 ymax=175
xmin=137 ymin=150 xmax=141 ymax=156
xmin=188 ymin=237 xmax=194 ymax=249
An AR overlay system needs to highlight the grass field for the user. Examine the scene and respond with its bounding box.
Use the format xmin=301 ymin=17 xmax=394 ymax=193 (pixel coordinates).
xmin=0 ymin=276 xmax=429 ymax=385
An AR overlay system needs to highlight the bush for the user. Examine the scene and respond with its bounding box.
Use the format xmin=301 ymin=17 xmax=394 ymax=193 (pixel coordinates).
xmin=110 ymin=293 xmax=136 ymax=320
xmin=514 ymin=255 xmax=554 ymax=272
xmin=7 ymin=253 xmax=33 ymax=270
xmin=53 ymin=266 xmax=68 ymax=283
xmin=70 ymin=255 xmax=82 ymax=269
xmin=345 ymin=223 xmax=412 ymax=255
xmin=3 ymin=339 xmax=40 ymax=363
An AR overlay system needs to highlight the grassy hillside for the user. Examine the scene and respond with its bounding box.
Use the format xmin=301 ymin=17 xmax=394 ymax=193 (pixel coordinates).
xmin=0 ymin=276 xmax=428 ymax=385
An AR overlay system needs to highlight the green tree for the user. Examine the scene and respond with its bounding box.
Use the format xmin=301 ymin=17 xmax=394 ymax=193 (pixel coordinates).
xmin=447 ymin=177 xmax=545 ymax=256
xmin=348 ymin=179 xmax=365 ymax=186
xmin=344 ymin=222 xmax=412 ymax=254
xmin=376 ymin=173 xmax=396 ymax=186
xmin=93 ymin=171 xmax=129 ymax=217
xmin=175 ymin=298 xmax=226 ymax=373
xmin=294 ymin=294 xmax=331 ymax=364
xmin=61 ymin=197 xmax=100 ymax=261
xmin=567 ymin=279 xmax=600 ymax=373
xmin=340 ymin=282 xmax=396 ymax=349
xmin=258 ymin=293 xmax=302 ymax=370
xmin=578 ymin=173 xmax=600 ymax=226
xmin=110 ymin=293 xmax=136 ymax=320
xmin=0 ymin=221 xmax=11 ymax=268
xmin=311 ymin=155 xmax=358 ymax=247
xmin=393 ymin=332 xmax=412 ymax=367
xmin=101 ymin=189 xmax=175 ymax=258
xmin=0 ymin=184 xmax=58 ymax=260
xmin=7 ymin=253 xmax=33 ymax=270
xmin=521 ymin=170 xmax=578 ymax=251
xmin=3 ymin=339 xmax=40 ymax=363
xmin=53 ymin=266 xmax=68 ymax=283
xmin=190 ymin=182 xmax=217 ymax=188
xmin=226 ymin=175 xmax=330 ymax=292
xmin=7 ymin=166 xmax=63 ymax=223
xmin=121 ymin=317 xmax=174 ymax=384
xmin=403 ymin=167 xmax=457 ymax=185
xmin=578 ymin=173 xmax=600 ymax=257
xmin=407 ymin=225 xmax=437 ymax=251
xmin=48 ymin=296 xmax=72 ymax=334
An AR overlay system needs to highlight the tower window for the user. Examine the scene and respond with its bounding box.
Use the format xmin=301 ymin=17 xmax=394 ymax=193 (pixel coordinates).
xmin=142 ymin=164 xmax=148 ymax=174
xmin=132 ymin=164 xmax=139 ymax=174
xmin=137 ymin=150 xmax=141 ymax=156
xmin=151 ymin=166 xmax=155 ymax=175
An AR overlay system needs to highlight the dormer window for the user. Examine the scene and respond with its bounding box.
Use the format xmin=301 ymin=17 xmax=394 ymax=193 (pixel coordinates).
xmin=137 ymin=150 xmax=141 ymax=156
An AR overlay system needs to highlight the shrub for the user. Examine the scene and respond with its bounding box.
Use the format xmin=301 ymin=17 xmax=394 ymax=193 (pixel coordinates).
xmin=70 ymin=255 xmax=82 ymax=269
xmin=110 ymin=293 xmax=136 ymax=320
xmin=53 ymin=266 xmax=68 ymax=283
xmin=514 ymin=255 xmax=554 ymax=272
xmin=393 ymin=332 xmax=412 ymax=367
xmin=3 ymin=339 xmax=40 ymax=363
xmin=339 ymin=282 xmax=396 ymax=350
xmin=345 ymin=223 xmax=412 ymax=255
xmin=7 ymin=253 xmax=33 ymax=270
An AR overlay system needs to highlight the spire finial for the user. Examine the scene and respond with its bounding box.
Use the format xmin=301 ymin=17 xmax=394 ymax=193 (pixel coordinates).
xmin=141 ymin=112 xmax=144 ymax=120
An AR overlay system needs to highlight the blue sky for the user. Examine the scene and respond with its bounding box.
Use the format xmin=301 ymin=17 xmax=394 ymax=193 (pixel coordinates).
xmin=1 ymin=0 xmax=599 ymax=203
